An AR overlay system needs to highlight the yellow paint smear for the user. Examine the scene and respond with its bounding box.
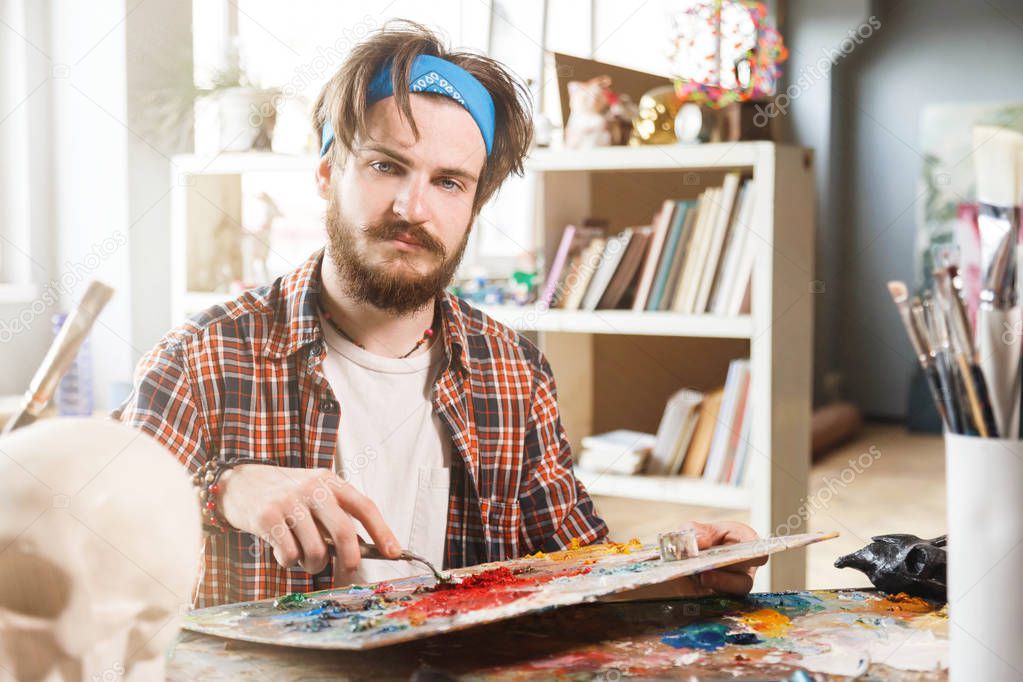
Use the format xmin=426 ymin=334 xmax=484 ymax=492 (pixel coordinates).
xmin=528 ymin=537 xmax=643 ymax=561
xmin=740 ymin=608 xmax=792 ymax=637
xmin=874 ymin=593 xmax=934 ymax=614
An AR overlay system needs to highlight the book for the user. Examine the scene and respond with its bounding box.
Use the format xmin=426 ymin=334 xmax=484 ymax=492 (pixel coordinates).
xmin=681 ymin=388 xmax=724 ymax=477
xmin=649 ymin=388 xmax=704 ymax=475
xmin=582 ymin=230 xmax=632 ymax=311
xmin=659 ymin=200 xmax=700 ymax=311
xmin=646 ymin=202 xmax=691 ymax=311
xmin=598 ymin=226 xmax=652 ymax=309
xmin=577 ymin=429 xmax=656 ymax=475
xmin=667 ymin=404 xmax=702 ymax=475
xmin=549 ymin=226 xmax=604 ymax=308
xmin=671 ymin=188 xmax=717 ymax=313
xmin=703 ymin=359 xmax=751 ymax=483
xmin=709 ymin=181 xmax=753 ymax=315
xmin=559 ymin=237 xmax=606 ymax=310
xmin=580 ymin=429 xmax=657 ymax=455
xmin=727 ymin=190 xmax=758 ymax=316
xmin=577 ymin=448 xmax=649 ymax=475
xmin=694 ymin=173 xmax=742 ymax=313
xmin=540 ymin=225 xmax=577 ymax=308
xmin=720 ymin=365 xmax=752 ymax=483
xmin=631 ymin=200 xmax=676 ymax=311
xmin=727 ymin=377 xmax=755 ymax=485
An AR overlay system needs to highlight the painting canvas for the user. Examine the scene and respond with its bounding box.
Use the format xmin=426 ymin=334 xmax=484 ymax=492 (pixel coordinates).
xmin=916 ymin=101 xmax=1023 ymax=290
xmin=183 ymin=531 xmax=836 ymax=650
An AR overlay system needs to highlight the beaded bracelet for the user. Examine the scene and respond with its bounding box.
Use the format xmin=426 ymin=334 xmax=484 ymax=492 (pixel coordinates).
xmin=192 ymin=458 xmax=259 ymax=531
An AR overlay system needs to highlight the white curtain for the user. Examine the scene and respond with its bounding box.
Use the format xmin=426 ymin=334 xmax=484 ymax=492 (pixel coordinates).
xmin=0 ymin=0 xmax=52 ymax=287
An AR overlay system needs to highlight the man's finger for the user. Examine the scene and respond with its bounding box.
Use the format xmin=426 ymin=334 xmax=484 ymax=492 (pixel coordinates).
xmin=700 ymin=569 xmax=754 ymax=595
xmin=329 ymin=477 xmax=401 ymax=558
xmin=290 ymin=503 xmax=330 ymax=574
xmin=312 ymin=500 xmax=362 ymax=580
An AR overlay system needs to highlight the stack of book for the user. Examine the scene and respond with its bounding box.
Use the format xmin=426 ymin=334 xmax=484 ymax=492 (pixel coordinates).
xmin=539 ymin=174 xmax=756 ymax=316
xmin=641 ymin=359 xmax=754 ymax=485
xmin=576 ymin=430 xmax=656 ymax=475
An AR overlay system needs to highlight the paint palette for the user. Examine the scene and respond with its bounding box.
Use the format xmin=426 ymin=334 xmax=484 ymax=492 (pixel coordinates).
xmin=182 ymin=531 xmax=837 ymax=650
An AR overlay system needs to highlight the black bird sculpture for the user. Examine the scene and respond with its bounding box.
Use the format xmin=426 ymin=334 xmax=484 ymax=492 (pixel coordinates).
xmin=834 ymin=533 xmax=947 ymax=602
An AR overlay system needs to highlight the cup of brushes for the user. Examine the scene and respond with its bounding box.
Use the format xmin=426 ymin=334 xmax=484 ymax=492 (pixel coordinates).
xmin=888 ymin=125 xmax=1023 ymax=681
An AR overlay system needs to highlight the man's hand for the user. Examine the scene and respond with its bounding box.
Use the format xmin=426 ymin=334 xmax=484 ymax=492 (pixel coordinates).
xmin=682 ymin=520 xmax=766 ymax=595
xmin=217 ymin=465 xmax=400 ymax=580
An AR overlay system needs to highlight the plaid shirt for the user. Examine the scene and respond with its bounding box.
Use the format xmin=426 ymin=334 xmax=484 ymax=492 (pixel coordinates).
xmin=115 ymin=249 xmax=607 ymax=606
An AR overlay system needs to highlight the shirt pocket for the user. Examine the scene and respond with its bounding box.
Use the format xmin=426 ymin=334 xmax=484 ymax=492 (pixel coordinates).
xmin=408 ymin=467 xmax=451 ymax=569
xmin=479 ymin=497 xmax=523 ymax=562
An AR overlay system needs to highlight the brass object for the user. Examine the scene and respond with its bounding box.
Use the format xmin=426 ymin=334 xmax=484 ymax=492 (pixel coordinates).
xmin=630 ymin=85 xmax=681 ymax=145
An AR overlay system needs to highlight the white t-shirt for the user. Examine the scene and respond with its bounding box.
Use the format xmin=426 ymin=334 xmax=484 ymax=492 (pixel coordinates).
xmin=317 ymin=314 xmax=452 ymax=585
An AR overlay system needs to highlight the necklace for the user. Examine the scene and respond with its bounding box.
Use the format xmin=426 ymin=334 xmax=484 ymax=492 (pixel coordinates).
xmin=319 ymin=305 xmax=436 ymax=359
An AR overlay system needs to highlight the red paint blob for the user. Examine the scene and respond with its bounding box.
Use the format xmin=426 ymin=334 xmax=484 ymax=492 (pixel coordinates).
xmin=392 ymin=566 xmax=592 ymax=623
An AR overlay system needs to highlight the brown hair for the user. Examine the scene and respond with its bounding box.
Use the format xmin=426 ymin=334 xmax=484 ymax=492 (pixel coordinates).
xmin=312 ymin=20 xmax=533 ymax=215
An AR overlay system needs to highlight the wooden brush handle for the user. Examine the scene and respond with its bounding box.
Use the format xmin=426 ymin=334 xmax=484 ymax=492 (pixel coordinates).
xmin=2 ymin=280 xmax=114 ymax=435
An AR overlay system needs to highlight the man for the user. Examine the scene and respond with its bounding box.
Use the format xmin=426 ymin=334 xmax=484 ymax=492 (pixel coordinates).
xmin=117 ymin=21 xmax=763 ymax=607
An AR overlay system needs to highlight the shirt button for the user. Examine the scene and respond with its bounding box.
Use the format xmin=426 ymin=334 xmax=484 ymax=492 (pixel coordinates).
xmin=308 ymin=342 xmax=323 ymax=364
xmin=320 ymin=398 xmax=338 ymax=414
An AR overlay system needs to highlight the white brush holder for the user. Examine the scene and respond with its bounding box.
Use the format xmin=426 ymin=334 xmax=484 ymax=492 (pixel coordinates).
xmin=945 ymin=432 xmax=1023 ymax=681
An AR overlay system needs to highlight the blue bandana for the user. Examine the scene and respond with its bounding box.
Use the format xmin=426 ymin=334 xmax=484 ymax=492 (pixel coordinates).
xmin=319 ymin=54 xmax=495 ymax=158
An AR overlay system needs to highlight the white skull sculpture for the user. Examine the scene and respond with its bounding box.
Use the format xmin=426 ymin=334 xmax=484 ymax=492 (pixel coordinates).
xmin=0 ymin=418 xmax=201 ymax=681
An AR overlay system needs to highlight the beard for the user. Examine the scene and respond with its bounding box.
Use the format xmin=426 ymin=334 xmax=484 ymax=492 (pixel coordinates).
xmin=325 ymin=196 xmax=470 ymax=316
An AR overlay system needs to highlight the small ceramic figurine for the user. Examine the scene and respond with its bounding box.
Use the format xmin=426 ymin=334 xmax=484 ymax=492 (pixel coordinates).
xmin=834 ymin=534 xmax=947 ymax=601
xmin=564 ymin=76 xmax=612 ymax=149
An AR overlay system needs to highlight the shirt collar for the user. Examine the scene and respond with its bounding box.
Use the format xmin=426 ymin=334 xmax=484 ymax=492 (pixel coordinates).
xmin=265 ymin=248 xmax=469 ymax=374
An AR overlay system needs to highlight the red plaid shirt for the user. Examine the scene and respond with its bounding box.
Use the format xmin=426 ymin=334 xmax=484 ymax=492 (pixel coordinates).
xmin=115 ymin=249 xmax=607 ymax=606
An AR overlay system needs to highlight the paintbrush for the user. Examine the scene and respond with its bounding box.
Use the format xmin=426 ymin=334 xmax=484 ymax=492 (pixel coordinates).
xmin=2 ymin=280 xmax=115 ymax=434
xmin=924 ymin=292 xmax=965 ymax=433
xmin=888 ymin=282 xmax=950 ymax=430
xmin=973 ymin=125 xmax=1023 ymax=438
xmin=934 ymin=269 xmax=995 ymax=437
xmin=945 ymin=266 xmax=1000 ymax=437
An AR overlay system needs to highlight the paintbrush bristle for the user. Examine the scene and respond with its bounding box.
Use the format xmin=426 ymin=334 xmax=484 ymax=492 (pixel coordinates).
xmin=973 ymin=126 xmax=1023 ymax=206
xmin=887 ymin=281 xmax=908 ymax=303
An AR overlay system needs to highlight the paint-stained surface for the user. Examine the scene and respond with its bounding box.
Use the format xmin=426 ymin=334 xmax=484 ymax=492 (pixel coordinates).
xmin=170 ymin=588 xmax=948 ymax=680
xmin=182 ymin=532 xmax=835 ymax=650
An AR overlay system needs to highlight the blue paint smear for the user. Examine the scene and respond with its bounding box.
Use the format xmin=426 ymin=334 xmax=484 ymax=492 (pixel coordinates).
xmin=725 ymin=631 xmax=762 ymax=645
xmin=661 ymin=623 xmax=729 ymax=651
xmin=746 ymin=592 xmax=825 ymax=616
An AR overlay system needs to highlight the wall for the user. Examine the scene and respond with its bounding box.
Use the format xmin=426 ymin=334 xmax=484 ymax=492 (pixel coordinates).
xmin=830 ymin=0 xmax=1023 ymax=418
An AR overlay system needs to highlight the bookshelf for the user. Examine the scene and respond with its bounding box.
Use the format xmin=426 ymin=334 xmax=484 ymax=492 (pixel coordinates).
xmin=169 ymin=142 xmax=814 ymax=591
xmin=504 ymin=141 xmax=815 ymax=592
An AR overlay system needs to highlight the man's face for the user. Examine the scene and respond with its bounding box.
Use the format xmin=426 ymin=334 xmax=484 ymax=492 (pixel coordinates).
xmin=320 ymin=94 xmax=486 ymax=315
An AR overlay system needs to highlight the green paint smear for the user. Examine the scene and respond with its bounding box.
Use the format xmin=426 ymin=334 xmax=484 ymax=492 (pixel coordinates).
xmin=273 ymin=593 xmax=308 ymax=609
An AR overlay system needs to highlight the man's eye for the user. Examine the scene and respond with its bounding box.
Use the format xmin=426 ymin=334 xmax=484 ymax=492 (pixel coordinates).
xmin=371 ymin=161 xmax=395 ymax=174
xmin=439 ymin=178 xmax=462 ymax=192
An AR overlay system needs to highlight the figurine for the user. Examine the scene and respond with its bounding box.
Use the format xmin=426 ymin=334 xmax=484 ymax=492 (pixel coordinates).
xmin=564 ymin=76 xmax=612 ymax=149
xmin=834 ymin=534 xmax=947 ymax=601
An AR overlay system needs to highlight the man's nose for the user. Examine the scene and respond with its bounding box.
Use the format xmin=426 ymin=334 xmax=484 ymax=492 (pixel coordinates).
xmin=392 ymin=175 xmax=431 ymax=224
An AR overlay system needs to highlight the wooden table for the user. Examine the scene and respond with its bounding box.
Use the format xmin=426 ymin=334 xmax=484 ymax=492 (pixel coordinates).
xmin=169 ymin=589 xmax=948 ymax=680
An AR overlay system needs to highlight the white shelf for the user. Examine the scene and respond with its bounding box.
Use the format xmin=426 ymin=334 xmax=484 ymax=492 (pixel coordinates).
xmin=525 ymin=142 xmax=772 ymax=172
xmin=172 ymin=152 xmax=317 ymax=175
xmin=575 ymin=470 xmax=752 ymax=510
xmin=475 ymin=304 xmax=752 ymax=338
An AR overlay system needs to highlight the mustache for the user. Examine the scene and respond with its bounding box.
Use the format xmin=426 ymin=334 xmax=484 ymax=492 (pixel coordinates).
xmin=363 ymin=220 xmax=446 ymax=257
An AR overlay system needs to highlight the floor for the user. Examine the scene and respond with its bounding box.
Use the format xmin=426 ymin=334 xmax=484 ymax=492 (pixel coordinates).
xmin=589 ymin=422 xmax=946 ymax=590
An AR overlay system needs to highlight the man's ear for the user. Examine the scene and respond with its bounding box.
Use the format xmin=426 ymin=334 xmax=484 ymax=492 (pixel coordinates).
xmin=315 ymin=155 xmax=333 ymax=200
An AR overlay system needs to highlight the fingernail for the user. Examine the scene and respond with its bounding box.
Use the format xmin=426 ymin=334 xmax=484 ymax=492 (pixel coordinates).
xmin=386 ymin=541 xmax=401 ymax=556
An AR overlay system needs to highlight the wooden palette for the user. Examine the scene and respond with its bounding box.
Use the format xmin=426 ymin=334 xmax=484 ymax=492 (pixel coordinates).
xmin=182 ymin=531 xmax=837 ymax=650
